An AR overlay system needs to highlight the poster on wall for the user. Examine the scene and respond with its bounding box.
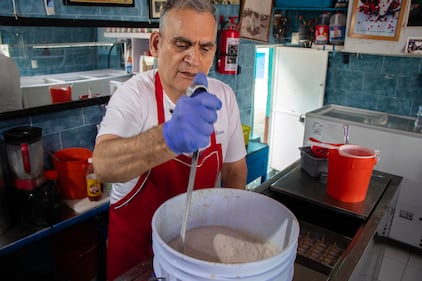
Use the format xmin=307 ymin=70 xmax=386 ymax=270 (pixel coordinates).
xmin=349 ymin=0 xmax=407 ymax=41
xmin=63 ymin=0 xmax=134 ymax=6
xmin=239 ymin=0 xmax=272 ymax=42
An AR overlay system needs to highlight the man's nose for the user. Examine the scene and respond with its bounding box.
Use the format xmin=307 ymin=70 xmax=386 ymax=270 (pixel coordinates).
xmin=183 ymin=46 xmax=200 ymax=66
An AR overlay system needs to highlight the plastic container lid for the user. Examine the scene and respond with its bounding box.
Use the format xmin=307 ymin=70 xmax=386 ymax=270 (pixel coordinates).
xmin=2 ymin=126 xmax=42 ymax=144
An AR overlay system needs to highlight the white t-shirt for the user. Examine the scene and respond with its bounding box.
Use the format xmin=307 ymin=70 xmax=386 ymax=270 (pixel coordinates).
xmin=97 ymin=69 xmax=246 ymax=203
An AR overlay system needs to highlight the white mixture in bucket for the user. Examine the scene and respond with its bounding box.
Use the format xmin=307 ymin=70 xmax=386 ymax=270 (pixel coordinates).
xmin=168 ymin=225 xmax=280 ymax=263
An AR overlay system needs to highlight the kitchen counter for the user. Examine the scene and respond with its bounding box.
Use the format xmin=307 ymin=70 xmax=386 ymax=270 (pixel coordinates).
xmin=0 ymin=194 xmax=109 ymax=256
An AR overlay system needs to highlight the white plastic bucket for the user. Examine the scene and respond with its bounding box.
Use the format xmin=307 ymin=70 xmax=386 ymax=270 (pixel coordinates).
xmin=152 ymin=188 xmax=299 ymax=281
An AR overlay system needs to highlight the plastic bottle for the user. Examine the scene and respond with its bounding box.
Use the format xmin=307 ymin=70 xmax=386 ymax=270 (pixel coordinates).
xmin=414 ymin=105 xmax=422 ymax=133
xmin=329 ymin=12 xmax=346 ymax=45
xmin=86 ymin=158 xmax=102 ymax=201
xmin=315 ymin=13 xmax=330 ymax=45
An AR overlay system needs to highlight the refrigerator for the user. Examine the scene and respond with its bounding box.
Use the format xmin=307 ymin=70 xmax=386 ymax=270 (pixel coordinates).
xmin=303 ymin=104 xmax=422 ymax=249
xmin=268 ymin=47 xmax=328 ymax=172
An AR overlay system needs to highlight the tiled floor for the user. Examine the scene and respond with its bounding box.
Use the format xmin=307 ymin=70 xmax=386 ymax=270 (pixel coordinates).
xmin=350 ymin=237 xmax=422 ymax=281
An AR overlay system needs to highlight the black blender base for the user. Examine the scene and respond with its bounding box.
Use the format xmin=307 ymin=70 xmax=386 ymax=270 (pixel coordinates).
xmin=11 ymin=181 xmax=63 ymax=227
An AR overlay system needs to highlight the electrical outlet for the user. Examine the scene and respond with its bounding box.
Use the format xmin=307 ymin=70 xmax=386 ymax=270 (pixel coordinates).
xmin=399 ymin=209 xmax=414 ymax=221
xmin=31 ymin=60 xmax=38 ymax=69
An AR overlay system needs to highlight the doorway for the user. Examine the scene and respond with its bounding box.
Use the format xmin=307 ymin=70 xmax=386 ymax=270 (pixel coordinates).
xmin=252 ymin=46 xmax=273 ymax=144
xmin=252 ymin=46 xmax=328 ymax=173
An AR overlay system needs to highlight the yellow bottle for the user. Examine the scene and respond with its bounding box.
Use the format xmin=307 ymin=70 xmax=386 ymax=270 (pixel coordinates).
xmin=86 ymin=158 xmax=102 ymax=201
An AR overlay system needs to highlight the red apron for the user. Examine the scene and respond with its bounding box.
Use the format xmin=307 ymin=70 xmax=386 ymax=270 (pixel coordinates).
xmin=106 ymin=73 xmax=223 ymax=280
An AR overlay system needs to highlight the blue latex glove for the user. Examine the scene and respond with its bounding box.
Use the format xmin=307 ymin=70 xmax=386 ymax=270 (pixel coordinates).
xmin=163 ymin=73 xmax=222 ymax=154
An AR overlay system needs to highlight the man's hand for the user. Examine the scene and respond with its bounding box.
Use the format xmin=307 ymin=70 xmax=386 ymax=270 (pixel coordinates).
xmin=163 ymin=91 xmax=222 ymax=154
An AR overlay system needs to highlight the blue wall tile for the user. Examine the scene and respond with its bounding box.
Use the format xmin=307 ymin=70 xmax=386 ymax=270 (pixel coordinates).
xmin=325 ymin=52 xmax=422 ymax=116
xmin=31 ymin=109 xmax=84 ymax=135
xmin=363 ymin=73 xmax=396 ymax=97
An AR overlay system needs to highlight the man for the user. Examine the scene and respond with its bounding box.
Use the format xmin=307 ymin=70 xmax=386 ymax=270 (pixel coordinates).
xmin=92 ymin=0 xmax=247 ymax=279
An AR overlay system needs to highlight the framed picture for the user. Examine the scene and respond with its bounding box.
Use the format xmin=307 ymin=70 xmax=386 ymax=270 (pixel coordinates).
xmin=349 ymin=0 xmax=407 ymax=41
xmin=407 ymin=0 xmax=422 ymax=26
xmin=239 ymin=0 xmax=273 ymax=42
xmin=149 ymin=0 xmax=166 ymax=19
xmin=406 ymin=37 xmax=422 ymax=54
xmin=63 ymin=0 xmax=134 ymax=6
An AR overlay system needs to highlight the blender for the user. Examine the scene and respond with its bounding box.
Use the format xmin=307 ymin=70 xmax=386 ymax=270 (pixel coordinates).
xmin=2 ymin=126 xmax=62 ymax=226
xmin=3 ymin=126 xmax=46 ymax=190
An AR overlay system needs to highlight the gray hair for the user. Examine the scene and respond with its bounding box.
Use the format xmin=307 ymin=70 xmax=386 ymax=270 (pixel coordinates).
xmin=159 ymin=0 xmax=216 ymax=33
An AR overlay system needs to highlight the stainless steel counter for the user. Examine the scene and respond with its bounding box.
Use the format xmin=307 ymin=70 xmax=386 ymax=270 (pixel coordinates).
xmin=256 ymin=161 xmax=402 ymax=281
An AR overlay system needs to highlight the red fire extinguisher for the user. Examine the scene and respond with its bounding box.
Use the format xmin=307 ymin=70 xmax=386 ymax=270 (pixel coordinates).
xmin=217 ymin=16 xmax=239 ymax=75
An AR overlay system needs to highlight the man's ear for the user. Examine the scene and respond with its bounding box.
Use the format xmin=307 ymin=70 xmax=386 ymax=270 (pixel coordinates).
xmin=149 ymin=32 xmax=160 ymax=57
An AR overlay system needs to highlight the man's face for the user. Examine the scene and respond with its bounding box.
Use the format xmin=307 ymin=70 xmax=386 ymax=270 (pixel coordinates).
xmin=152 ymin=8 xmax=217 ymax=101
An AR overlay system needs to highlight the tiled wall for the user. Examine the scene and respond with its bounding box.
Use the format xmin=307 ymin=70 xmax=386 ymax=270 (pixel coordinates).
xmin=1 ymin=2 xmax=421 ymax=172
xmin=0 ymin=26 xmax=113 ymax=76
xmin=326 ymin=53 xmax=422 ymax=117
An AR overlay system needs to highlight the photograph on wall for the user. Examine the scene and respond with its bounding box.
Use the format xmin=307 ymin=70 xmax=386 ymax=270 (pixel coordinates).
xmin=239 ymin=0 xmax=272 ymax=42
xmin=407 ymin=0 xmax=422 ymax=26
xmin=405 ymin=37 xmax=422 ymax=53
xmin=63 ymin=0 xmax=134 ymax=6
xmin=149 ymin=0 xmax=166 ymax=19
xmin=349 ymin=0 xmax=407 ymax=41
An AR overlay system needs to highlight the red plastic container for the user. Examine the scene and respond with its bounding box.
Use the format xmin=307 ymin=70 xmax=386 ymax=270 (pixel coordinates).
xmin=52 ymin=148 xmax=92 ymax=199
xmin=50 ymin=86 xmax=72 ymax=104
xmin=327 ymin=145 xmax=377 ymax=203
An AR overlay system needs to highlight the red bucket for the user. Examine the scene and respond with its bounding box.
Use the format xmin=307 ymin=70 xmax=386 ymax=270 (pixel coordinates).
xmin=327 ymin=145 xmax=378 ymax=203
xmin=53 ymin=148 xmax=92 ymax=199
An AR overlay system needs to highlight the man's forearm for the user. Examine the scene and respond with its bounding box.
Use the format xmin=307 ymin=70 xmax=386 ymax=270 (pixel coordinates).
xmin=221 ymin=159 xmax=247 ymax=189
xmin=93 ymin=124 xmax=176 ymax=183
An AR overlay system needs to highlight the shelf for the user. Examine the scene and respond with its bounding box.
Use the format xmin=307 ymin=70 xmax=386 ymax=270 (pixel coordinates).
xmin=32 ymin=42 xmax=113 ymax=49
xmin=103 ymin=32 xmax=151 ymax=39
xmin=274 ymin=7 xmax=347 ymax=12
xmin=311 ymin=44 xmax=344 ymax=51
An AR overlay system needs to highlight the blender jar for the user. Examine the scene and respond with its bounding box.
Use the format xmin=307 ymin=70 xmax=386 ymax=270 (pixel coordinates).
xmin=3 ymin=126 xmax=45 ymax=190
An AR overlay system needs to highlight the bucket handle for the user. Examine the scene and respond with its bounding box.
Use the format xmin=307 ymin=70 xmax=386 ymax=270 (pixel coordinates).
xmin=309 ymin=141 xmax=340 ymax=150
xmin=311 ymin=141 xmax=381 ymax=162
xmin=148 ymin=277 xmax=166 ymax=281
